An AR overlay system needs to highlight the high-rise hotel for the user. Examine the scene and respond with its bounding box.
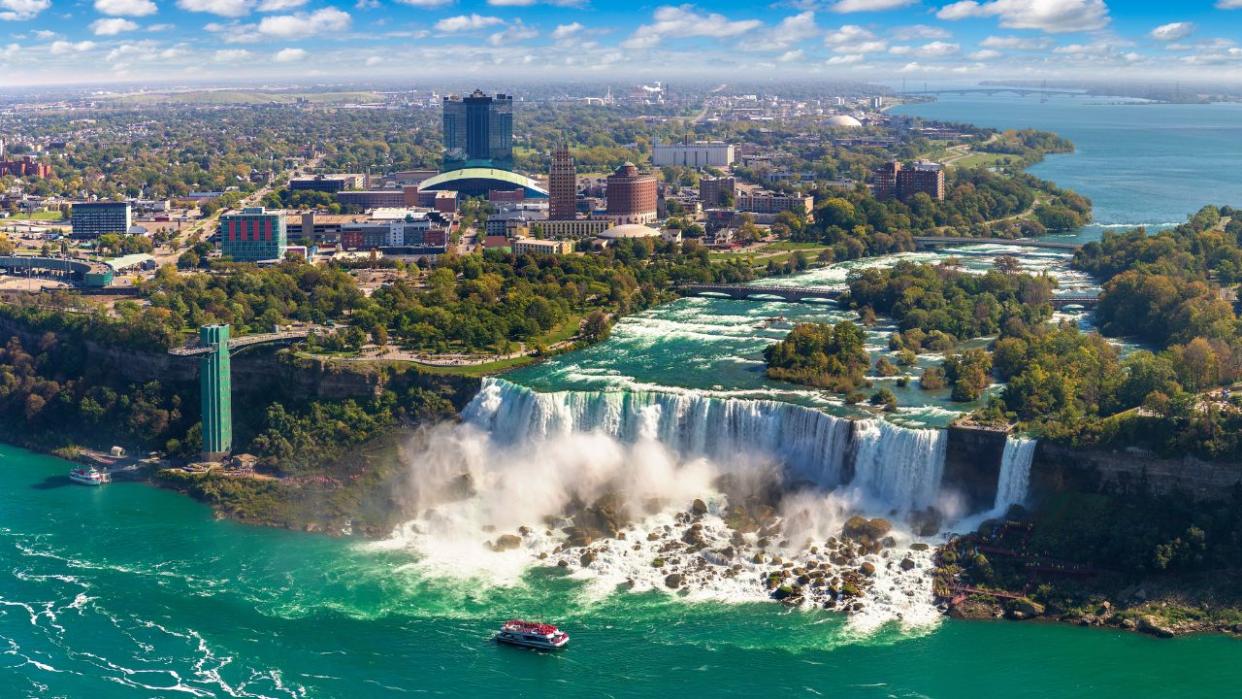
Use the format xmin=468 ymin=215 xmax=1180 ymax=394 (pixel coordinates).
xmin=442 ymin=90 xmax=513 ymax=171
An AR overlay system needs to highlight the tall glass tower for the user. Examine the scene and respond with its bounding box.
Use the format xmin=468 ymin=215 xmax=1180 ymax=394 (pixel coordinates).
xmin=200 ymin=324 xmax=232 ymax=460
xmin=442 ymin=90 xmax=513 ymax=171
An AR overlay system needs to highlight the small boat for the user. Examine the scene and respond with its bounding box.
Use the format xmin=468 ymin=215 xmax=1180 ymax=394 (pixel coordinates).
xmin=69 ymin=467 xmax=111 ymax=486
xmin=494 ymin=620 xmax=570 ymax=650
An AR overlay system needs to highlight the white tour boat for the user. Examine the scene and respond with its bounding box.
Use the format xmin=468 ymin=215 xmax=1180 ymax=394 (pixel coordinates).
xmin=494 ymin=620 xmax=570 ymax=650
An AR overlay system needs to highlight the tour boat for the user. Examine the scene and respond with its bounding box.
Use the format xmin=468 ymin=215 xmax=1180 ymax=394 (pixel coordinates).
xmin=69 ymin=467 xmax=111 ymax=486
xmin=494 ymin=620 xmax=570 ymax=650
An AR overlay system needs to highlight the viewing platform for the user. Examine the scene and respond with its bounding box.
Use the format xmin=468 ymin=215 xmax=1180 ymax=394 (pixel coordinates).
xmin=168 ymin=329 xmax=312 ymax=356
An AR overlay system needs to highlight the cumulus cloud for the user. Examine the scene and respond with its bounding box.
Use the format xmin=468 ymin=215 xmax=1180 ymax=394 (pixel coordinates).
xmin=778 ymin=49 xmax=804 ymax=62
xmin=824 ymin=24 xmax=873 ymax=45
xmin=1217 ymin=0 xmax=1242 ymax=8
xmin=177 ymin=0 xmax=251 ymax=17
xmin=213 ymin=48 xmax=252 ymax=61
xmin=489 ymin=20 xmax=537 ymax=46
xmin=365 ymin=55 xmax=383 ymax=65
xmin=891 ymin=24 xmax=950 ymax=40
xmin=435 ymin=13 xmax=504 ymax=32
xmin=258 ymin=0 xmax=306 ymax=10
xmin=937 ymin=0 xmax=1109 ymax=33
xmin=1150 ymin=22 xmax=1193 ymax=42
xmin=94 ymin=0 xmax=158 ymax=16
xmin=551 ymin=21 xmax=583 ymax=40
xmin=831 ymin=0 xmax=914 ymax=11
xmin=758 ymin=11 xmax=818 ymax=50
xmin=50 ymin=40 xmax=97 ymax=54
xmin=258 ymin=8 xmax=350 ymax=37
xmin=969 ymin=48 xmax=1001 ymax=59
xmin=273 ymin=47 xmax=306 ymax=62
xmin=0 ymin=0 xmax=51 ymax=21
xmin=980 ymin=34 xmax=1050 ymax=49
xmin=621 ymin=5 xmax=762 ymax=50
xmin=826 ymin=53 xmax=863 ymax=64
xmin=91 ymin=18 xmax=139 ymax=34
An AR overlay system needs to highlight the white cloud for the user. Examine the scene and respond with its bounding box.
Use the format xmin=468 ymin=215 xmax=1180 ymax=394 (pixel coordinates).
xmin=50 ymin=40 xmax=97 ymax=54
xmin=969 ymin=48 xmax=1000 ymax=59
xmin=755 ymin=11 xmax=818 ymax=50
xmin=94 ymin=0 xmax=158 ymax=17
xmin=258 ymin=8 xmax=350 ymax=37
xmin=916 ymin=40 xmax=959 ymax=56
xmin=831 ymin=0 xmax=914 ymax=11
xmin=213 ymin=48 xmax=252 ymax=61
xmin=274 ymin=47 xmax=306 ymax=62
xmin=981 ymin=34 xmax=1048 ymax=49
xmin=91 ymin=18 xmax=139 ymax=35
xmin=621 ymin=6 xmax=762 ymax=50
xmin=551 ymin=21 xmax=583 ymax=40
xmin=258 ymin=0 xmax=306 ymax=10
xmin=147 ymin=23 xmax=173 ymax=30
xmin=487 ymin=0 xmax=535 ymax=5
xmin=937 ymin=0 xmax=1109 ymax=33
xmin=1 ymin=42 xmax=21 ymax=58
xmin=824 ymin=24 xmax=873 ymax=45
xmin=891 ymin=24 xmax=950 ymax=40
xmin=1150 ymin=22 xmax=1193 ymax=42
xmin=489 ymin=20 xmax=537 ymax=46
xmin=32 ymin=29 xmax=58 ymax=38
xmin=394 ymin=0 xmax=451 ymax=6
xmin=0 ymin=0 xmax=51 ymax=21
xmin=435 ymin=13 xmax=504 ymax=32
xmin=826 ymin=53 xmax=863 ymax=64
xmin=778 ymin=49 xmax=804 ymax=62
xmin=1217 ymin=0 xmax=1242 ymax=8
xmin=177 ymin=0 xmax=251 ymax=18
xmin=365 ymin=55 xmax=383 ymax=65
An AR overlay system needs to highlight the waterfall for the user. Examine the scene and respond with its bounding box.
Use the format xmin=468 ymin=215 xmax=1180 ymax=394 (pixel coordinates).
xmin=994 ymin=436 xmax=1037 ymax=512
xmin=848 ymin=419 xmax=948 ymax=513
xmin=465 ymin=378 xmax=947 ymax=506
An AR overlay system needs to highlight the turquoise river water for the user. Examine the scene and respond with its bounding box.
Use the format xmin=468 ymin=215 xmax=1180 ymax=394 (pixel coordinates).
xmin=3 ymin=94 xmax=1241 ymax=696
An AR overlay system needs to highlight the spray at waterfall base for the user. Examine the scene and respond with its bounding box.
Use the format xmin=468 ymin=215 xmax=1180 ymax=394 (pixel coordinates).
xmin=378 ymin=379 xmax=1035 ymax=631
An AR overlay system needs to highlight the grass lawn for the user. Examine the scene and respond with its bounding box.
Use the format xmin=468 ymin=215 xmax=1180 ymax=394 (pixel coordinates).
xmin=951 ymin=152 xmax=1020 ymax=170
xmin=20 ymin=210 xmax=66 ymax=221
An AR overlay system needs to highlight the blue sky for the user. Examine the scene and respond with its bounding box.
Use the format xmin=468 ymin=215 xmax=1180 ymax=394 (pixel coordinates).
xmin=3 ymin=0 xmax=1242 ymax=85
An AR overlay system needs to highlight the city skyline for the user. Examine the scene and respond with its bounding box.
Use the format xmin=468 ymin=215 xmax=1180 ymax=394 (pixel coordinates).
xmin=3 ymin=1 xmax=1242 ymax=85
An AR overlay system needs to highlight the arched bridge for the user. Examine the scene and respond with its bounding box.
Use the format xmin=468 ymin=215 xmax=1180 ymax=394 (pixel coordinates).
xmin=913 ymin=236 xmax=1083 ymax=252
xmin=679 ymin=284 xmax=842 ymax=303
xmin=168 ymin=329 xmax=312 ymax=356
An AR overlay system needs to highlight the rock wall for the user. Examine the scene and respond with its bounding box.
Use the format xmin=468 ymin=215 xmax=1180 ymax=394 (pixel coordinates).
xmin=1030 ymin=442 xmax=1242 ymax=503
xmin=943 ymin=425 xmax=1008 ymax=511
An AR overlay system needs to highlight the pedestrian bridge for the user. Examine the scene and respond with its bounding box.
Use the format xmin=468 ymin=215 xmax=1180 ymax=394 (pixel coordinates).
xmin=679 ymin=284 xmax=843 ymax=303
xmin=168 ymin=329 xmax=312 ymax=356
xmin=1050 ymin=295 xmax=1099 ymax=309
xmin=913 ymin=236 xmax=1083 ymax=252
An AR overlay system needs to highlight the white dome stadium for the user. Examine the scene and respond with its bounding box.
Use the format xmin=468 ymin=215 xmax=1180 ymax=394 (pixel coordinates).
xmin=825 ymin=115 xmax=863 ymax=128
xmin=599 ymin=223 xmax=661 ymax=239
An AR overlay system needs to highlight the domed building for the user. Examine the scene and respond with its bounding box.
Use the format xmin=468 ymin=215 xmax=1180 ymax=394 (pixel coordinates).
xmin=825 ymin=115 xmax=863 ymax=128
xmin=598 ymin=223 xmax=661 ymax=240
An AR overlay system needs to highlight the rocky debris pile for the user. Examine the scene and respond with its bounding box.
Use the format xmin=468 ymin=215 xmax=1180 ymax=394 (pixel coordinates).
xmin=482 ymin=493 xmax=939 ymax=628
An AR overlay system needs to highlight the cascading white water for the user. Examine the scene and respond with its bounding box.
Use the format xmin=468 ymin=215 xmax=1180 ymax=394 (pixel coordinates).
xmin=848 ymin=419 xmax=948 ymax=513
xmin=466 ymin=378 xmax=948 ymax=506
xmin=994 ymin=436 xmax=1037 ymax=512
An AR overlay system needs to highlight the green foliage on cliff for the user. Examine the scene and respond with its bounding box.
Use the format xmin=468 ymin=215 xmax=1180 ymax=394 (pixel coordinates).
xmin=764 ymin=321 xmax=870 ymax=392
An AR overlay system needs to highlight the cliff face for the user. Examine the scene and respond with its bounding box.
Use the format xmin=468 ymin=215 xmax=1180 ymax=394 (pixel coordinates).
xmin=940 ymin=425 xmax=1242 ymax=508
xmin=943 ymin=425 xmax=1008 ymax=511
xmin=1030 ymin=442 xmax=1242 ymax=503
xmin=0 ymin=315 xmax=481 ymax=409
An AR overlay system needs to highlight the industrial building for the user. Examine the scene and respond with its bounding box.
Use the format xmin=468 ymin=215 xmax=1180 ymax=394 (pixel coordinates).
xmin=651 ymin=140 xmax=735 ymax=168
